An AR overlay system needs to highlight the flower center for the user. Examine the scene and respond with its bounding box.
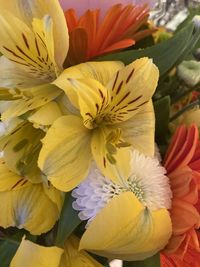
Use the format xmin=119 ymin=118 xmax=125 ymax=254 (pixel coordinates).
xmin=72 ymin=150 xmax=172 ymax=227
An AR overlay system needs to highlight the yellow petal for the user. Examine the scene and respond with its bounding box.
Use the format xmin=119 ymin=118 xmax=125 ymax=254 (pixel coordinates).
xmin=11 ymin=238 xmax=63 ymax=267
xmin=38 ymin=115 xmax=92 ymax=192
xmin=0 ymin=158 xmax=28 ymax=191
xmin=54 ymin=61 xmax=124 ymax=92
xmin=0 ymin=122 xmax=44 ymax=184
xmin=28 ymin=101 xmax=63 ymax=127
xmin=120 ymin=101 xmax=155 ymax=156
xmin=0 ymin=56 xmax=41 ymax=89
xmin=59 ymin=235 xmax=103 ymax=267
xmin=0 ymin=183 xmax=61 ymax=234
xmin=0 ymin=12 xmax=58 ymax=81
xmin=1 ymin=84 xmax=61 ymax=121
xmin=91 ymin=127 xmax=131 ymax=183
xmin=43 ymin=184 xmax=64 ymax=213
xmin=0 ymin=0 xmax=68 ymax=70
xmin=79 ymin=192 xmax=172 ymax=261
xmin=105 ymin=57 xmax=159 ymax=123
xmin=63 ymin=78 xmax=110 ymax=129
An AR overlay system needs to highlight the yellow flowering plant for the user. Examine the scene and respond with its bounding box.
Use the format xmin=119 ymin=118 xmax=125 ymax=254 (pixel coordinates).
xmin=0 ymin=1 xmax=200 ymax=267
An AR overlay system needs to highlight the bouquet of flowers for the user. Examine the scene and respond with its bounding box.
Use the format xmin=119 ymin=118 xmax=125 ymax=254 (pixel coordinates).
xmin=0 ymin=0 xmax=200 ymax=266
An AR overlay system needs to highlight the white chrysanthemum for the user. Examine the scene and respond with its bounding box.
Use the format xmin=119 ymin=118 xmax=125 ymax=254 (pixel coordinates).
xmin=72 ymin=150 xmax=172 ymax=227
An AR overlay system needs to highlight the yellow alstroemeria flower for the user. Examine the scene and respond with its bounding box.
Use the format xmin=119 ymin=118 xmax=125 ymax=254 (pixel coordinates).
xmin=72 ymin=150 xmax=172 ymax=261
xmin=38 ymin=58 xmax=159 ymax=191
xmin=0 ymin=157 xmax=63 ymax=235
xmin=0 ymin=0 xmax=68 ymax=122
xmin=10 ymin=236 xmax=103 ymax=267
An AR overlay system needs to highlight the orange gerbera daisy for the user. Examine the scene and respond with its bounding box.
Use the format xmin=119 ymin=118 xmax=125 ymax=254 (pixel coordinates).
xmin=161 ymin=124 xmax=200 ymax=266
xmin=64 ymin=3 xmax=155 ymax=65
xmin=161 ymin=233 xmax=200 ymax=267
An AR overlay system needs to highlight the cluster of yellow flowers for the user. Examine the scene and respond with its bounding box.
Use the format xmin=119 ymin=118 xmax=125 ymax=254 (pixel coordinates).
xmin=0 ymin=0 xmax=175 ymax=266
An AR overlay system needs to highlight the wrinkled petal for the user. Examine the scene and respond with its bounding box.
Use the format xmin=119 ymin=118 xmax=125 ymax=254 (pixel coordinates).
xmin=80 ymin=192 xmax=172 ymax=261
xmin=38 ymin=115 xmax=92 ymax=191
xmin=11 ymin=238 xmax=63 ymax=267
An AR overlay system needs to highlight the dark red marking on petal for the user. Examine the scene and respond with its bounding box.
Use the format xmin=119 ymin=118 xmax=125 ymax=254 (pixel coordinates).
xmin=127 ymin=108 xmax=138 ymax=112
xmin=136 ymin=101 xmax=149 ymax=108
xmin=103 ymin=157 xmax=106 ymax=168
xmin=35 ymin=38 xmax=41 ymax=57
xmin=16 ymin=45 xmax=41 ymax=66
xmin=115 ymin=92 xmax=131 ymax=106
xmin=21 ymin=180 xmax=28 ymax=186
xmin=112 ymin=71 xmax=119 ymax=91
xmin=126 ymin=68 xmax=135 ymax=84
xmin=85 ymin=112 xmax=93 ymax=119
xmin=22 ymin=33 xmax=30 ymax=49
xmin=3 ymin=46 xmax=24 ymax=61
xmin=128 ymin=95 xmax=142 ymax=105
xmin=98 ymin=88 xmax=104 ymax=99
xmin=116 ymin=81 xmax=123 ymax=95
xmin=96 ymin=103 xmax=99 ymax=112
xmin=11 ymin=178 xmax=24 ymax=189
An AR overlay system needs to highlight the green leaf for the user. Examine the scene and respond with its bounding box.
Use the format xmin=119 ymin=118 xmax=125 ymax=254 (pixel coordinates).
xmin=56 ymin=192 xmax=81 ymax=246
xmin=123 ymin=253 xmax=161 ymax=267
xmin=97 ymin=21 xmax=200 ymax=76
xmin=0 ymin=240 xmax=19 ymax=267
xmin=154 ymin=96 xmax=171 ymax=144
xmin=0 ymin=229 xmax=37 ymax=267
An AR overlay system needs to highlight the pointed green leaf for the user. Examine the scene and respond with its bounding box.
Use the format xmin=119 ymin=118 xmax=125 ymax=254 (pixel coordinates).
xmin=98 ymin=21 xmax=200 ymax=76
xmin=0 ymin=230 xmax=36 ymax=267
xmin=56 ymin=192 xmax=81 ymax=246
xmin=0 ymin=240 xmax=19 ymax=267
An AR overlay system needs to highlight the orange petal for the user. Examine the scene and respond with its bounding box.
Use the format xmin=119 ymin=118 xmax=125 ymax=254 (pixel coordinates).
xmin=65 ymin=9 xmax=79 ymax=31
xmin=164 ymin=125 xmax=199 ymax=173
xmin=100 ymin=39 xmax=135 ymax=54
xmin=66 ymin=28 xmax=88 ymax=66
xmin=171 ymin=199 xmax=200 ymax=235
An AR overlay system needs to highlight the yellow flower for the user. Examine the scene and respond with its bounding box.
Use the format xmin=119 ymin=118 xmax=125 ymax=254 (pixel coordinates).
xmin=0 ymin=0 xmax=68 ymax=122
xmin=38 ymin=58 xmax=159 ymax=191
xmin=10 ymin=236 xmax=103 ymax=267
xmin=0 ymin=157 xmax=63 ymax=234
xmin=72 ymin=150 xmax=172 ymax=261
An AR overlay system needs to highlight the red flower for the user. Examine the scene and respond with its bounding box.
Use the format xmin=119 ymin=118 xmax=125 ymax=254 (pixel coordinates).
xmin=161 ymin=125 xmax=200 ymax=266
xmin=64 ymin=4 xmax=155 ymax=65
